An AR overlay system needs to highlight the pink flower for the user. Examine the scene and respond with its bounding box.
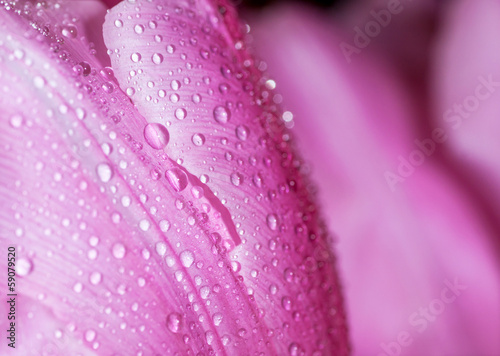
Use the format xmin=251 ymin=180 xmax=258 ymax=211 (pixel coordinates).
xmin=0 ymin=0 xmax=348 ymax=355
xmin=249 ymin=2 xmax=500 ymax=355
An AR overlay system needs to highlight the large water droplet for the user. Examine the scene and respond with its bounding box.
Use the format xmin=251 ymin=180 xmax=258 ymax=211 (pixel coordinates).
xmin=144 ymin=123 xmax=170 ymax=150
xmin=165 ymin=168 xmax=188 ymax=192
xmin=213 ymin=106 xmax=230 ymax=124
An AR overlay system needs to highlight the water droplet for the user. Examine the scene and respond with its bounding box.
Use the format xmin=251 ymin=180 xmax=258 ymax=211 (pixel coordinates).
xmin=134 ymin=24 xmax=145 ymax=34
xmin=230 ymin=172 xmax=243 ymax=186
xmin=112 ymin=243 xmax=126 ymax=259
xmin=174 ymin=108 xmax=187 ymax=120
xmin=16 ymin=258 xmax=33 ymax=276
xmin=266 ymin=214 xmax=278 ymax=231
xmin=131 ymin=52 xmax=141 ymax=63
xmin=89 ymin=271 xmax=102 ymax=285
xmin=191 ymin=133 xmax=205 ymax=146
xmin=213 ymin=313 xmax=223 ymax=326
xmin=236 ymin=125 xmax=249 ymax=140
xmin=143 ymin=123 xmax=170 ymax=150
xmin=9 ymin=115 xmax=23 ymax=128
xmin=114 ymin=19 xmax=123 ymax=28
xmin=166 ymin=312 xmax=182 ymax=333
xmin=282 ymin=296 xmax=292 ymax=311
xmin=96 ymin=163 xmax=113 ymax=183
xmin=170 ymin=80 xmax=181 ymax=91
xmin=139 ymin=219 xmax=150 ymax=231
xmin=152 ymin=53 xmax=163 ymax=64
xmin=159 ymin=220 xmax=171 ymax=232
xmin=155 ymin=242 xmax=167 ymax=256
xmin=213 ymin=106 xmax=230 ymax=124
xmin=166 ymin=44 xmax=176 ymax=54
xmin=85 ymin=329 xmax=96 ymax=342
xmin=61 ymin=25 xmax=77 ymax=38
xmin=192 ymin=94 xmax=201 ymax=103
xmin=165 ymin=168 xmax=188 ymax=192
xmin=179 ymin=250 xmax=194 ymax=268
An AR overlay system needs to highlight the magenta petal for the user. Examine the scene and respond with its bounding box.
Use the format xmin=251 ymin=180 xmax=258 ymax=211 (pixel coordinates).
xmin=249 ymin=4 xmax=500 ymax=355
xmin=103 ymin=0 xmax=349 ymax=354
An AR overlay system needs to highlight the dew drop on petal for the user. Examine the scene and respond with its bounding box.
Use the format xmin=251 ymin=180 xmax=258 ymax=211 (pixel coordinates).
xmin=131 ymin=52 xmax=141 ymax=63
xmin=96 ymin=163 xmax=113 ymax=183
xmin=112 ymin=243 xmax=126 ymax=259
xmin=166 ymin=312 xmax=182 ymax=333
xmin=179 ymin=250 xmax=194 ymax=268
xmin=213 ymin=106 xmax=230 ymax=124
xmin=89 ymin=271 xmax=102 ymax=285
xmin=191 ymin=133 xmax=205 ymax=146
xmin=16 ymin=258 xmax=33 ymax=276
xmin=230 ymin=172 xmax=243 ymax=186
xmin=266 ymin=214 xmax=278 ymax=231
xmin=144 ymin=123 xmax=170 ymax=150
xmin=134 ymin=24 xmax=145 ymax=34
xmin=236 ymin=125 xmax=249 ymax=140
xmin=152 ymin=53 xmax=163 ymax=64
xmin=165 ymin=168 xmax=188 ymax=192
xmin=174 ymin=108 xmax=187 ymax=120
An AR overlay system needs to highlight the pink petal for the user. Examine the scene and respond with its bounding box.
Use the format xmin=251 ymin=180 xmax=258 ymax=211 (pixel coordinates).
xmin=431 ymin=0 xmax=500 ymax=229
xmin=1 ymin=0 xmax=349 ymax=355
xmin=249 ymin=4 xmax=500 ymax=355
xmin=103 ymin=1 xmax=349 ymax=354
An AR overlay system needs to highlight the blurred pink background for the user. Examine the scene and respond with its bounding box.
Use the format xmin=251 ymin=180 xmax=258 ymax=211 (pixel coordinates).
xmin=242 ymin=0 xmax=500 ymax=355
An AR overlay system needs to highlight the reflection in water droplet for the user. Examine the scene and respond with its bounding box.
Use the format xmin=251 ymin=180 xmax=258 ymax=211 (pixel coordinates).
xmin=143 ymin=123 xmax=170 ymax=150
xmin=165 ymin=168 xmax=188 ymax=192
xmin=213 ymin=106 xmax=230 ymax=124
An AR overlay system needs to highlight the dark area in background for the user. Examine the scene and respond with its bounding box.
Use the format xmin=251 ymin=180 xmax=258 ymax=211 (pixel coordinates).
xmin=238 ymin=0 xmax=344 ymax=8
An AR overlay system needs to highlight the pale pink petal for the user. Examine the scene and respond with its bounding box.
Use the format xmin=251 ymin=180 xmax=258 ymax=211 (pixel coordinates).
xmin=249 ymin=4 xmax=500 ymax=355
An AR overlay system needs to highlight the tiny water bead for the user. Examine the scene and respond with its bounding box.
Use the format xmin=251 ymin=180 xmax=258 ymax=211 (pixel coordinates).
xmin=266 ymin=214 xmax=278 ymax=231
xmin=213 ymin=106 xmax=230 ymax=124
xmin=165 ymin=167 xmax=188 ymax=192
xmin=143 ymin=123 xmax=170 ymax=150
